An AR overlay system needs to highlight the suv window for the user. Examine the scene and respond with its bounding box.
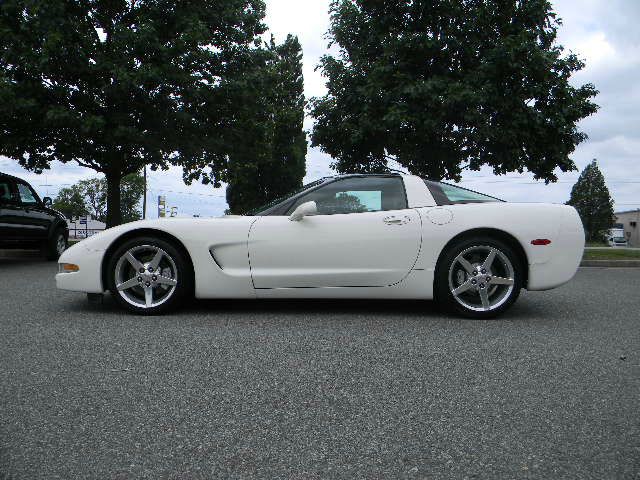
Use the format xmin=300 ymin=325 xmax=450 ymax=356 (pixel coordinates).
xmin=287 ymin=177 xmax=407 ymax=215
xmin=0 ymin=178 xmax=13 ymax=203
xmin=16 ymin=182 xmax=39 ymax=205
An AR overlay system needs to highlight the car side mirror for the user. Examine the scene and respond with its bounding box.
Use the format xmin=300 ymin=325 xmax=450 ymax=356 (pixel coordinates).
xmin=42 ymin=196 xmax=53 ymax=207
xmin=289 ymin=201 xmax=317 ymax=222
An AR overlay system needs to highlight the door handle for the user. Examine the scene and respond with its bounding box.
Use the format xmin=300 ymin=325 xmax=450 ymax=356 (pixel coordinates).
xmin=383 ymin=216 xmax=407 ymax=225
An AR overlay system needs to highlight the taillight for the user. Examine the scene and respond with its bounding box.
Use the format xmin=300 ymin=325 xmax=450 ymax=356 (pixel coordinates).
xmin=531 ymin=239 xmax=551 ymax=246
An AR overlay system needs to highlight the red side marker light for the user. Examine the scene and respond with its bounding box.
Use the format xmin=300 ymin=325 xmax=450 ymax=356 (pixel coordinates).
xmin=531 ymin=239 xmax=551 ymax=246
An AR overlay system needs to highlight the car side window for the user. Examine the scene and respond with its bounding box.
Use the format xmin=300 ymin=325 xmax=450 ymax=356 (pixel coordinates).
xmin=0 ymin=179 xmax=14 ymax=203
xmin=286 ymin=177 xmax=407 ymax=215
xmin=16 ymin=182 xmax=39 ymax=206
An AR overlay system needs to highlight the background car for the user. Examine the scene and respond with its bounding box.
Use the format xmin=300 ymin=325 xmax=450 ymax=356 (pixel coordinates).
xmin=0 ymin=172 xmax=68 ymax=260
xmin=56 ymin=173 xmax=585 ymax=319
xmin=606 ymin=227 xmax=628 ymax=247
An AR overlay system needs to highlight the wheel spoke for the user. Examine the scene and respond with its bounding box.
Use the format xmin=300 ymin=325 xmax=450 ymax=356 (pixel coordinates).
xmin=482 ymin=248 xmax=497 ymax=271
xmin=117 ymin=277 xmax=139 ymax=291
xmin=155 ymin=275 xmax=177 ymax=286
xmin=457 ymin=256 xmax=474 ymax=274
xmin=149 ymin=249 xmax=164 ymax=270
xmin=479 ymin=288 xmax=490 ymax=310
xmin=491 ymin=276 xmax=514 ymax=286
xmin=452 ymin=280 xmax=473 ymax=296
xmin=144 ymin=287 xmax=153 ymax=307
xmin=125 ymin=252 xmax=143 ymax=271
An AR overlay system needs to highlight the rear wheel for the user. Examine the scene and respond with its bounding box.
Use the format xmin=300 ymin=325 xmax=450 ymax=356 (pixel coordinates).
xmin=435 ymin=236 xmax=523 ymax=319
xmin=107 ymin=236 xmax=192 ymax=315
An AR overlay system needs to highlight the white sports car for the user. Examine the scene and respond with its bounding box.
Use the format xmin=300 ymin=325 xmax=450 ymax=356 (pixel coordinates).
xmin=56 ymin=174 xmax=584 ymax=318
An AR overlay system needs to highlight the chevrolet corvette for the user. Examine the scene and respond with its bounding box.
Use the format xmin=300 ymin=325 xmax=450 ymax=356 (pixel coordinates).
xmin=56 ymin=174 xmax=584 ymax=318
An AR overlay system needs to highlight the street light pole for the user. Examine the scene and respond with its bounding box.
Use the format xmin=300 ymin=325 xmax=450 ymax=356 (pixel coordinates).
xmin=142 ymin=165 xmax=147 ymax=220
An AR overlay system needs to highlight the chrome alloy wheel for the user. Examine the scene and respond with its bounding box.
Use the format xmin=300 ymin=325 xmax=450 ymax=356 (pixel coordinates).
xmin=114 ymin=245 xmax=178 ymax=309
xmin=448 ymin=245 xmax=515 ymax=312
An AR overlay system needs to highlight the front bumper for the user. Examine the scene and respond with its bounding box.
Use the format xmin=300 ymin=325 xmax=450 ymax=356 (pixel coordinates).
xmin=55 ymin=243 xmax=105 ymax=293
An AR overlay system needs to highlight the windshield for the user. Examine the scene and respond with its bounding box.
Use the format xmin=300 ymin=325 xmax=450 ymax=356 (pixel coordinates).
xmin=246 ymin=179 xmax=326 ymax=216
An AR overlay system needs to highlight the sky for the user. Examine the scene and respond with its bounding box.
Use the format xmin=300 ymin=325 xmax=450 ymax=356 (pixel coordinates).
xmin=1 ymin=0 xmax=638 ymax=217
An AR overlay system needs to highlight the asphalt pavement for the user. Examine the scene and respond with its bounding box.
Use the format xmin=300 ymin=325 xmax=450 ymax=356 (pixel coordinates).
xmin=0 ymin=258 xmax=638 ymax=479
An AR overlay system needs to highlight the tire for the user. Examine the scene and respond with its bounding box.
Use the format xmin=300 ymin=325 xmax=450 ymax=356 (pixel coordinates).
xmin=45 ymin=229 xmax=67 ymax=261
xmin=435 ymin=236 xmax=523 ymax=319
xmin=106 ymin=236 xmax=193 ymax=315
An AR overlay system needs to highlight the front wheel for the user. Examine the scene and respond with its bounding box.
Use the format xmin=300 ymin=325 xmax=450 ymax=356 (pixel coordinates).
xmin=435 ymin=237 xmax=523 ymax=319
xmin=107 ymin=237 xmax=193 ymax=315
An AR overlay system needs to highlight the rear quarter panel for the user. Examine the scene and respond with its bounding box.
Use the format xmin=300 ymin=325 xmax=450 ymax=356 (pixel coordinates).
xmin=413 ymin=203 xmax=584 ymax=290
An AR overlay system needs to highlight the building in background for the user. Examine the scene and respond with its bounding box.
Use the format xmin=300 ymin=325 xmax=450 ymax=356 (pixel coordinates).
xmin=614 ymin=209 xmax=640 ymax=247
xmin=67 ymin=216 xmax=106 ymax=239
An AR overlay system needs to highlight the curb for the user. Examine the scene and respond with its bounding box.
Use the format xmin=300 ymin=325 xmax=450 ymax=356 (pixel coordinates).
xmin=580 ymin=260 xmax=640 ymax=268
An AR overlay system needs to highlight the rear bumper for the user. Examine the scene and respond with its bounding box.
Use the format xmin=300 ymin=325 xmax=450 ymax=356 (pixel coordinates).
xmin=528 ymin=207 xmax=585 ymax=291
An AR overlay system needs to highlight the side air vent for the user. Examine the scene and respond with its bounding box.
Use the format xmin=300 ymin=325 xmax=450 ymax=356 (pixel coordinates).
xmin=209 ymin=248 xmax=223 ymax=270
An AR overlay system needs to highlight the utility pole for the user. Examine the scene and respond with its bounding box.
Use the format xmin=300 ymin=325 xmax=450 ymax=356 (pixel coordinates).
xmin=142 ymin=165 xmax=147 ymax=220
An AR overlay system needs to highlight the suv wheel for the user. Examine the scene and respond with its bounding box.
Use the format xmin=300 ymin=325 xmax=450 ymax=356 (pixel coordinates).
xmin=45 ymin=229 xmax=67 ymax=261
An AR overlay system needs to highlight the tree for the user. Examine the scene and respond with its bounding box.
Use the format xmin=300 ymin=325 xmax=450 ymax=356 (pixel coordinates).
xmin=311 ymin=0 xmax=599 ymax=182
xmin=318 ymin=192 xmax=367 ymax=214
xmin=53 ymin=172 xmax=144 ymax=223
xmin=567 ymin=160 xmax=614 ymax=242
xmin=184 ymin=35 xmax=307 ymax=214
xmin=52 ymin=184 xmax=88 ymax=220
xmin=0 ymin=0 xmax=265 ymax=227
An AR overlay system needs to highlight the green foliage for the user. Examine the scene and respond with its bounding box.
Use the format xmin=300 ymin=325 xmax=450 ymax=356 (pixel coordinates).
xmin=184 ymin=35 xmax=307 ymax=215
xmin=318 ymin=192 xmax=367 ymax=215
xmin=53 ymin=172 xmax=144 ymax=223
xmin=311 ymin=0 xmax=599 ymax=181
xmin=0 ymin=0 xmax=266 ymax=226
xmin=567 ymin=160 xmax=614 ymax=242
xmin=52 ymin=184 xmax=88 ymax=220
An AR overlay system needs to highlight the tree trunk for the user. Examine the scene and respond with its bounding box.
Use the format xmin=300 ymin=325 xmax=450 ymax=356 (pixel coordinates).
xmin=105 ymin=171 xmax=123 ymax=228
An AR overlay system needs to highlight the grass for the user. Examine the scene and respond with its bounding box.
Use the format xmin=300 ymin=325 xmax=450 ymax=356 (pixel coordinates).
xmin=583 ymin=249 xmax=640 ymax=260
xmin=585 ymin=241 xmax=609 ymax=247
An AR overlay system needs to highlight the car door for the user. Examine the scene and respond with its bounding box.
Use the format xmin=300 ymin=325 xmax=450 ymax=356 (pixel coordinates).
xmin=0 ymin=176 xmax=27 ymax=242
xmin=248 ymin=176 xmax=422 ymax=288
xmin=12 ymin=180 xmax=52 ymax=240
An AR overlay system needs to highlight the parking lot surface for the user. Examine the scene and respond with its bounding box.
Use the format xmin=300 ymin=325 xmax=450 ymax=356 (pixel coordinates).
xmin=1 ymin=258 xmax=638 ymax=479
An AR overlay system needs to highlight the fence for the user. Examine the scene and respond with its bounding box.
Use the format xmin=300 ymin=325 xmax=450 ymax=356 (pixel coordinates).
xmin=68 ymin=227 xmax=105 ymax=239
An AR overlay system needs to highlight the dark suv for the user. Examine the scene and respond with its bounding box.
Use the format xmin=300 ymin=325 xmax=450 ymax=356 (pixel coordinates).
xmin=0 ymin=172 xmax=69 ymax=260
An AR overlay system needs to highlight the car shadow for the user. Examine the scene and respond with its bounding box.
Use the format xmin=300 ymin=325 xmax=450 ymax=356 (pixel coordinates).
xmin=188 ymin=297 xmax=440 ymax=317
xmin=62 ymin=291 xmax=543 ymax=324
xmin=0 ymin=256 xmax=50 ymax=268
xmin=65 ymin=291 xmax=441 ymax=317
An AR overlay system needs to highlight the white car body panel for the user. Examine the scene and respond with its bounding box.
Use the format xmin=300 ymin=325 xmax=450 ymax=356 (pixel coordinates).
xmin=56 ymin=174 xmax=584 ymax=301
xmin=249 ymin=209 xmax=422 ymax=288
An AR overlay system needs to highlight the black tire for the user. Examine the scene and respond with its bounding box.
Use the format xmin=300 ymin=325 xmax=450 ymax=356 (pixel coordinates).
xmin=106 ymin=236 xmax=193 ymax=315
xmin=435 ymin=236 xmax=523 ymax=319
xmin=45 ymin=228 xmax=67 ymax=261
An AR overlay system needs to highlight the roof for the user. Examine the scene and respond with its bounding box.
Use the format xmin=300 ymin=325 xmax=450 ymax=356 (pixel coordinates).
xmin=328 ymin=172 xmax=406 ymax=178
xmin=0 ymin=171 xmax=26 ymax=182
xmin=615 ymin=209 xmax=640 ymax=215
